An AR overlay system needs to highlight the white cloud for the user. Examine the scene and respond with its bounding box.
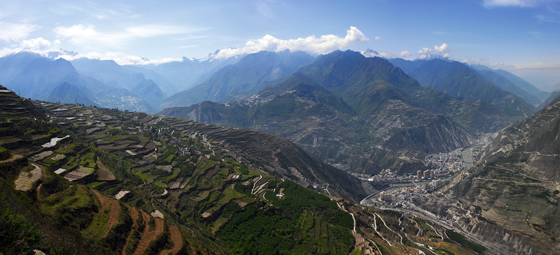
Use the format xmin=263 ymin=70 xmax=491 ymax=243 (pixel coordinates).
xmin=418 ymin=47 xmax=431 ymax=54
xmin=56 ymin=51 xmax=183 ymax=65
xmin=0 ymin=37 xmax=181 ymax=65
xmin=361 ymin=49 xmax=412 ymax=59
xmin=375 ymin=36 xmax=381 ymax=40
xmin=417 ymin=43 xmax=450 ymax=59
xmin=126 ymin=25 xmax=203 ymax=37
xmin=434 ymin=43 xmax=449 ymax=53
xmin=400 ymin=51 xmax=411 ymax=57
xmin=0 ymin=22 xmax=39 ymax=41
xmin=0 ymin=37 xmax=62 ymax=58
xmin=54 ymin=24 xmax=203 ymax=47
xmin=483 ymin=0 xmax=539 ymax=8
xmin=20 ymin=37 xmax=60 ymax=51
xmin=214 ymin=26 xmax=369 ymax=59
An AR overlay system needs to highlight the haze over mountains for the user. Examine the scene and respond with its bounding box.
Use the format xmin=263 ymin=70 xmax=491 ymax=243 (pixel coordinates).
xmin=1 ymin=48 xmax=552 ymax=116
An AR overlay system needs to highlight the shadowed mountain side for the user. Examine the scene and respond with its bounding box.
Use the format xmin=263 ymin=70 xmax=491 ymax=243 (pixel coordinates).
xmin=130 ymin=77 xmax=165 ymax=111
xmin=406 ymin=59 xmax=535 ymax=115
xmin=408 ymin=86 xmax=528 ymax=134
xmin=477 ymin=69 xmax=541 ymax=106
xmin=493 ymin=69 xmax=550 ymax=102
xmin=46 ymin=82 xmax=97 ymax=107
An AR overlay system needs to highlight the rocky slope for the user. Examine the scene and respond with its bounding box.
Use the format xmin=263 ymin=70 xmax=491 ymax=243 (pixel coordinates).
xmin=416 ymin=96 xmax=560 ymax=254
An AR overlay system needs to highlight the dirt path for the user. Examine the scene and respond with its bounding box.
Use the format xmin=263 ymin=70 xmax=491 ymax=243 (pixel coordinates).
xmin=14 ymin=163 xmax=42 ymax=191
xmin=159 ymin=225 xmax=182 ymax=255
xmin=92 ymin=190 xmax=122 ymax=238
xmin=121 ymin=206 xmax=139 ymax=255
xmin=97 ymin=160 xmax=116 ymax=181
xmin=133 ymin=213 xmax=164 ymax=255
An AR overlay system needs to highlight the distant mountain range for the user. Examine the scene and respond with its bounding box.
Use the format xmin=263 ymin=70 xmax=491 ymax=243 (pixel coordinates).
xmin=0 ymin=52 xmax=156 ymax=112
xmin=0 ymin=49 xmax=548 ymax=175
xmin=161 ymin=50 xmax=315 ymax=108
xmin=139 ymin=53 xmax=242 ymax=92
xmin=161 ymin=50 xmax=535 ymax=175
xmin=388 ymin=58 xmax=549 ymax=107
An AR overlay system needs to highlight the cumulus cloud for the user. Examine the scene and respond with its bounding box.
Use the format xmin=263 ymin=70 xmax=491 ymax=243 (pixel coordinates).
xmin=20 ymin=37 xmax=61 ymax=51
xmin=213 ymin=26 xmax=369 ymax=59
xmin=361 ymin=49 xmax=412 ymax=59
xmin=0 ymin=37 xmax=63 ymax=59
xmin=400 ymin=51 xmax=412 ymax=57
xmin=0 ymin=22 xmax=39 ymax=41
xmin=418 ymin=43 xmax=450 ymax=59
xmin=375 ymin=36 xmax=381 ymax=40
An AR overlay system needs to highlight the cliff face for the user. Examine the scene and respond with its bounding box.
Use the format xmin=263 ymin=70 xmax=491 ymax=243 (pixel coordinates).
xmin=418 ymin=98 xmax=560 ymax=254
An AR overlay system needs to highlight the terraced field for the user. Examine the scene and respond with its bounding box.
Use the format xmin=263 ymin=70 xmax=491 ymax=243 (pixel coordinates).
xmin=0 ymin=86 xmax=485 ymax=255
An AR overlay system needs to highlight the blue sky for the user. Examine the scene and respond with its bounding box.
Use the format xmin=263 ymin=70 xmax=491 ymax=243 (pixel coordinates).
xmin=1 ymin=0 xmax=559 ymax=88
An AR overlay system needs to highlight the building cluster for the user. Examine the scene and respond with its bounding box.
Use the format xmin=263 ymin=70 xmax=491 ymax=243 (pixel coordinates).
xmin=417 ymin=169 xmax=435 ymax=179
xmin=423 ymin=149 xmax=466 ymax=177
xmin=378 ymin=186 xmax=424 ymax=206
xmin=377 ymin=179 xmax=447 ymax=208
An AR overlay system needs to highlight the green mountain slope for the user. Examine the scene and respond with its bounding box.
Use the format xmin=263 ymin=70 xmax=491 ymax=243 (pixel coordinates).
xmin=0 ymin=85 xmax=372 ymax=254
xmin=0 ymin=84 xmax=487 ymax=255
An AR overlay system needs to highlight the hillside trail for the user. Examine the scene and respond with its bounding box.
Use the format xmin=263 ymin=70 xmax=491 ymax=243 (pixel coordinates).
xmin=121 ymin=205 xmax=139 ymax=255
xmin=159 ymin=225 xmax=183 ymax=255
xmin=133 ymin=211 xmax=164 ymax=255
xmin=92 ymin=190 xmax=122 ymax=238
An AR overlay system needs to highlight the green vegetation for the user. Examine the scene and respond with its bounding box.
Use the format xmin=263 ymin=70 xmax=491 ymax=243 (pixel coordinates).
xmin=447 ymin=230 xmax=486 ymax=253
xmin=218 ymin=181 xmax=353 ymax=254
xmin=0 ymin=208 xmax=41 ymax=255
xmin=0 ymin=89 xmax=490 ymax=254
